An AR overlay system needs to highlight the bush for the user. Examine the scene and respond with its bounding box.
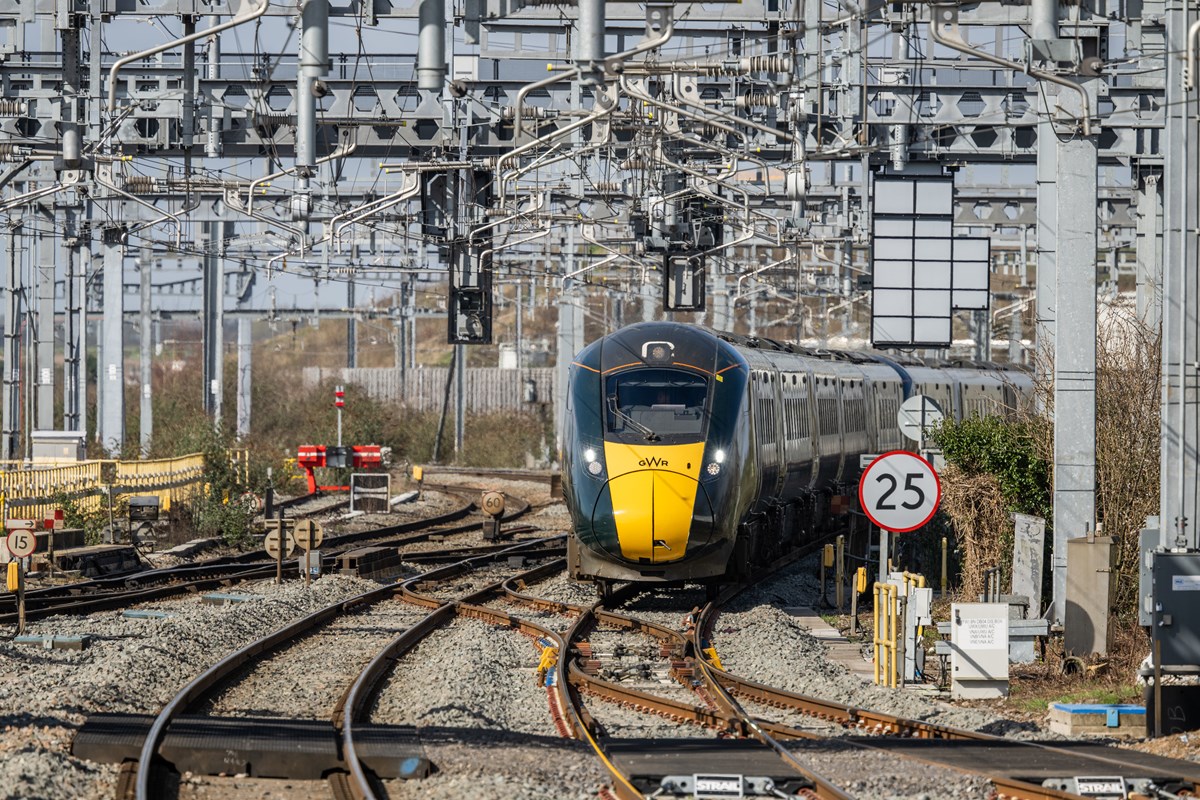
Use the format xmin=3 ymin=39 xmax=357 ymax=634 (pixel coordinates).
xmin=933 ymin=414 xmax=1051 ymax=521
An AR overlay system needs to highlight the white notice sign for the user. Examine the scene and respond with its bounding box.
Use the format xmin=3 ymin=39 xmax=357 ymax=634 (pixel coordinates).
xmin=1172 ymin=575 xmax=1200 ymax=591
xmin=950 ymin=603 xmax=1010 ymax=699
xmin=964 ymin=617 xmax=1006 ymax=649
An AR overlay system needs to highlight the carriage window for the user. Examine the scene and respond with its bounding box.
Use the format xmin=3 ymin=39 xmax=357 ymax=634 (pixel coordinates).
xmin=605 ymin=368 xmax=708 ymax=439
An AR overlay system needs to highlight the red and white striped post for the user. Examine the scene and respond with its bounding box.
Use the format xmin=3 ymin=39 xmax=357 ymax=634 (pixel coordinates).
xmin=334 ymin=385 xmax=345 ymax=447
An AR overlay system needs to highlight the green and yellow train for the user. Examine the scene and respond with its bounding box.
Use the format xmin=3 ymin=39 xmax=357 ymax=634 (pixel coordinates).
xmin=562 ymin=322 xmax=1031 ymax=591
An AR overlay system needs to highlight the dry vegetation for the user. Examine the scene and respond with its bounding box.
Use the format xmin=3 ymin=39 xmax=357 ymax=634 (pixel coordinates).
xmin=934 ymin=300 xmax=1161 ymax=671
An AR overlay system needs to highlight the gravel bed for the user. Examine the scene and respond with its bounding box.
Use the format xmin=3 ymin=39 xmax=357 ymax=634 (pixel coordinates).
xmin=202 ymin=596 xmax=432 ymax=718
xmin=738 ymin=696 xmax=854 ymax=736
xmin=143 ymin=487 xmax=466 ymax=569
xmin=488 ymin=596 xmax=580 ymax=633
xmin=379 ymin=737 xmax=606 ymax=800
xmin=316 ymin=485 xmax=469 ymax=536
xmin=174 ymin=774 xmax=329 ymax=800
xmin=711 ymin=558 xmax=1040 ymax=736
xmin=523 ymin=572 xmax=596 ymax=606
xmin=787 ymin=739 xmax=994 ymax=799
xmin=0 ymin=574 xmax=379 ymax=800
xmin=584 ymin=689 xmax=717 ymax=740
xmin=408 ymin=563 xmax=524 ymax=602
xmin=369 ymin=617 xmax=556 ymax=736
xmin=620 ymin=584 xmax=710 ymax=632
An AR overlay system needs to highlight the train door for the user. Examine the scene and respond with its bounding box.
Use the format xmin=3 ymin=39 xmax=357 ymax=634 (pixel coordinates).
xmin=751 ymin=369 xmax=782 ymax=501
xmin=814 ymin=372 xmax=840 ymax=486
xmin=779 ymin=370 xmax=813 ymax=496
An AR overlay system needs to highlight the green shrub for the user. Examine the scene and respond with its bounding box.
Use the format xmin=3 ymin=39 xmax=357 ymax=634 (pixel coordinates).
xmin=932 ymin=414 xmax=1051 ymax=521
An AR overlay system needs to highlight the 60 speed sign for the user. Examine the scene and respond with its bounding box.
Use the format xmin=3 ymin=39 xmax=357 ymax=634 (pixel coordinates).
xmin=858 ymin=451 xmax=942 ymax=532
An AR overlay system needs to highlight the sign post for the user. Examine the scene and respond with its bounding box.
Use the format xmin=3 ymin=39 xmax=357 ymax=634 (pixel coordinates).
xmin=265 ymin=510 xmax=296 ymax=584
xmin=294 ymin=520 xmax=324 ymax=587
xmin=7 ymin=528 xmax=37 ymax=634
xmin=334 ymin=386 xmax=345 ymax=448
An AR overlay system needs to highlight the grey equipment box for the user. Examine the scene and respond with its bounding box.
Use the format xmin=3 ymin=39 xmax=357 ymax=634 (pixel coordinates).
xmin=1152 ymin=552 xmax=1200 ymax=667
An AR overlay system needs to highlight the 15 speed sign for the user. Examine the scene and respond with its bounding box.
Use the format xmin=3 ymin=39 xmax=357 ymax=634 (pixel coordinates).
xmin=858 ymin=451 xmax=942 ymax=532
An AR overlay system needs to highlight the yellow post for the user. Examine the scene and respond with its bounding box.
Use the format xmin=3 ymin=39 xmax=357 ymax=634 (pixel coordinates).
xmin=872 ymin=582 xmax=901 ymax=688
xmin=835 ymin=535 xmax=845 ymax=611
xmin=821 ymin=544 xmax=834 ymax=605
xmin=941 ymin=536 xmax=948 ymax=599
xmin=892 ymin=587 xmax=902 ymax=690
xmin=873 ymin=583 xmax=882 ymax=685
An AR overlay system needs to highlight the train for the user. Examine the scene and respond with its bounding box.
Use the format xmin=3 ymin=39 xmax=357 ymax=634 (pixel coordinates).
xmin=561 ymin=322 xmax=1032 ymax=591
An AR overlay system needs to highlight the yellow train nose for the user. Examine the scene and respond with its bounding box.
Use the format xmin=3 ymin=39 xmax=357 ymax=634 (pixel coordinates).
xmin=606 ymin=469 xmax=708 ymax=563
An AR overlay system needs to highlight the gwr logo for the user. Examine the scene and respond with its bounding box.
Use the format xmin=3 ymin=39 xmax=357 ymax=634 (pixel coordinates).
xmin=639 ymin=456 xmax=669 ymax=467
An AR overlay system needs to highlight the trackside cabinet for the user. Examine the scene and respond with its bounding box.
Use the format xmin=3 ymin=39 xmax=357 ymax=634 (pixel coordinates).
xmin=1153 ymin=552 xmax=1200 ymax=665
xmin=1146 ymin=552 xmax=1200 ymax=736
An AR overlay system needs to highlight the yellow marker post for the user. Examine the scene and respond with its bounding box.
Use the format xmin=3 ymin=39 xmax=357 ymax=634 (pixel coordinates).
xmin=850 ymin=566 xmax=867 ymax=636
xmin=941 ymin=536 xmax=948 ymax=599
xmin=821 ymin=544 xmax=835 ymax=606
xmin=7 ymin=561 xmax=25 ymax=635
xmin=835 ymin=535 xmax=845 ymax=611
xmin=412 ymin=466 xmax=424 ymax=500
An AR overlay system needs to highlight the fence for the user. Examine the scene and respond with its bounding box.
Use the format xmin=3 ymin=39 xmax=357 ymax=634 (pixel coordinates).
xmin=301 ymin=366 xmax=558 ymax=414
xmin=0 ymin=453 xmax=207 ymax=520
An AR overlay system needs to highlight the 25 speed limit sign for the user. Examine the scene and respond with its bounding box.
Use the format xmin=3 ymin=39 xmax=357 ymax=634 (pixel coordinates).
xmin=858 ymin=451 xmax=942 ymax=532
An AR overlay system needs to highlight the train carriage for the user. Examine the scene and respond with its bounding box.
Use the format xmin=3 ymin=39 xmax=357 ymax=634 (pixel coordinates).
xmin=562 ymin=322 xmax=1031 ymax=589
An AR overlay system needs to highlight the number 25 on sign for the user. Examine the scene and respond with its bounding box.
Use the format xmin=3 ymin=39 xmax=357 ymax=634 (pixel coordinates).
xmin=858 ymin=451 xmax=942 ymax=532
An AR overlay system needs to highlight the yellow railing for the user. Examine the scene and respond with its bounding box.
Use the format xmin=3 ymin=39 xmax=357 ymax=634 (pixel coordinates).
xmin=873 ymin=571 xmax=929 ymax=688
xmin=0 ymin=453 xmax=208 ymax=520
xmin=873 ymin=582 xmax=900 ymax=688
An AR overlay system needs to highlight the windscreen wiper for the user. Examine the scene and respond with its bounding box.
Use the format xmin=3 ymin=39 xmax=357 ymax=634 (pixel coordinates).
xmin=607 ymin=396 xmax=660 ymax=441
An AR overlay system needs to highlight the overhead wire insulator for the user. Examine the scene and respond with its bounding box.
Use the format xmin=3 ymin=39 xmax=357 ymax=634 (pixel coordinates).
xmin=739 ymin=54 xmax=791 ymax=75
xmin=620 ymin=156 xmax=648 ymax=170
xmin=594 ymin=181 xmax=623 ymax=194
xmin=736 ymin=91 xmax=781 ymax=110
xmin=501 ymin=106 xmax=557 ymax=121
xmin=0 ymin=99 xmax=27 ymax=117
xmin=124 ymin=176 xmax=157 ymax=193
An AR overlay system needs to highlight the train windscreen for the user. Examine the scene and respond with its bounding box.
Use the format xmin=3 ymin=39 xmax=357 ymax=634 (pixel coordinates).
xmin=604 ymin=368 xmax=708 ymax=441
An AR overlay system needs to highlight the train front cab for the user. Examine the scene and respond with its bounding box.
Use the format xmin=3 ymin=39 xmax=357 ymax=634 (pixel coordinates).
xmin=563 ymin=326 xmax=752 ymax=583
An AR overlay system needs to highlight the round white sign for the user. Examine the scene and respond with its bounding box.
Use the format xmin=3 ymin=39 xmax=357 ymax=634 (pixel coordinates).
xmin=897 ymin=395 xmax=944 ymax=443
xmin=481 ymin=491 xmax=506 ymax=518
xmin=6 ymin=528 xmax=37 ymax=559
xmin=264 ymin=528 xmax=297 ymax=559
xmin=858 ymin=450 xmax=942 ymax=532
xmin=294 ymin=520 xmax=324 ymax=551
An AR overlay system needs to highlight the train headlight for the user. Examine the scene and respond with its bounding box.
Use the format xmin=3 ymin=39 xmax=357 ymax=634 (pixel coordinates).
xmin=714 ymin=449 xmax=726 ymax=464
xmin=705 ymin=462 xmax=722 ymax=477
xmin=583 ymin=447 xmax=604 ymax=478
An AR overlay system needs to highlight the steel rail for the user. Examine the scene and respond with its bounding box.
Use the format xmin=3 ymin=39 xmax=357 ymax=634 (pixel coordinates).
xmin=691 ymin=596 xmax=1200 ymax=798
xmin=134 ymin=534 xmax=564 ymax=799
xmin=4 ymin=484 xmax=528 ymax=623
xmin=339 ymin=540 xmax=569 ymax=800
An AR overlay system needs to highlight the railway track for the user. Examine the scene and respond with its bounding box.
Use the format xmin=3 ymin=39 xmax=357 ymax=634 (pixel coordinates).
xmin=66 ymin=540 xmax=1200 ymax=800
xmin=493 ymin=563 xmax=1200 ymax=800
xmin=0 ymin=483 xmax=531 ymax=624
xmin=37 ymin=475 xmax=1197 ymax=800
xmin=84 ymin=536 xmax=566 ymax=799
